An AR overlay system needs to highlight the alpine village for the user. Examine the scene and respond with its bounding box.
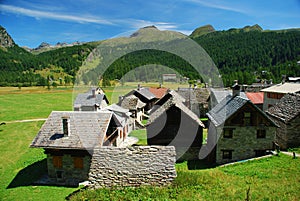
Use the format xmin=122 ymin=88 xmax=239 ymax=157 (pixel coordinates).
xmin=1 ymin=24 xmax=300 ymax=200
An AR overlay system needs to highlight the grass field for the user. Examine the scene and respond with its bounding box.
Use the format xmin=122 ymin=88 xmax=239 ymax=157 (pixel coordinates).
xmin=0 ymin=86 xmax=299 ymax=201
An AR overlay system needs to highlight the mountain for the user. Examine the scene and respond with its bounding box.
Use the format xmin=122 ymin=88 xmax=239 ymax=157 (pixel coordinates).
xmin=1 ymin=24 xmax=300 ymax=87
xmin=0 ymin=26 xmax=97 ymax=86
xmin=190 ymin=24 xmax=215 ymax=38
xmin=29 ymin=41 xmax=84 ymax=54
xmin=227 ymin=24 xmax=263 ymax=33
xmin=0 ymin=26 xmax=15 ymax=48
xmin=192 ymin=25 xmax=300 ymax=85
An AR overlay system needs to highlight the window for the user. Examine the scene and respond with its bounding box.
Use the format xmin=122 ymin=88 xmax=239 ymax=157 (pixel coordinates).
xmin=53 ymin=156 xmax=62 ymax=168
xmin=73 ymin=157 xmax=84 ymax=169
xmin=244 ymin=112 xmax=251 ymax=126
xmin=222 ymin=150 xmax=233 ymax=159
xmin=257 ymin=129 xmax=266 ymax=138
xmin=223 ymin=128 xmax=234 ymax=138
xmin=56 ymin=170 xmax=63 ymax=179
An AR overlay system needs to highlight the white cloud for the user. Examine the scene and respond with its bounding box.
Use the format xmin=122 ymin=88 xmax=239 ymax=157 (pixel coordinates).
xmin=185 ymin=0 xmax=247 ymax=14
xmin=127 ymin=19 xmax=178 ymax=30
xmin=0 ymin=4 xmax=114 ymax=25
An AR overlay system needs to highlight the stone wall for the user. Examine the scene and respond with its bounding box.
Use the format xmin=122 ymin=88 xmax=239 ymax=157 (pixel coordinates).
xmin=216 ymin=126 xmax=276 ymax=164
xmin=272 ymin=116 xmax=300 ymax=149
xmin=88 ymin=146 xmax=176 ymax=188
xmin=46 ymin=153 xmax=91 ymax=185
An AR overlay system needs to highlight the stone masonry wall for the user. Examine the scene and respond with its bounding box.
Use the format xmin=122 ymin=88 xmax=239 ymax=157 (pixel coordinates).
xmin=88 ymin=146 xmax=177 ymax=188
xmin=216 ymin=127 xmax=276 ymax=164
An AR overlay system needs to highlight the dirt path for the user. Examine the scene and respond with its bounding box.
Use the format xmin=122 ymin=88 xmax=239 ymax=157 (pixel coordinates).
xmin=3 ymin=118 xmax=47 ymax=124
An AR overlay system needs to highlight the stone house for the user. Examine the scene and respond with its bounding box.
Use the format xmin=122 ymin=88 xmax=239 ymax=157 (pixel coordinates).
xmin=74 ymin=88 xmax=109 ymax=111
xmin=206 ymin=95 xmax=277 ymax=164
xmin=177 ymin=87 xmax=210 ymax=118
xmin=124 ymin=86 xmax=157 ymax=112
xmin=147 ymin=90 xmax=205 ymax=160
xmin=30 ymin=111 xmax=123 ymax=185
xmin=118 ymin=94 xmax=146 ymax=123
xmin=266 ymin=93 xmax=300 ymax=149
xmin=102 ymin=103 xmax=135 ymax=136
xmin=261 ymin=82 xmax=300 ymax=111
xmin=209 ymin=87 xmax=248 ymax=109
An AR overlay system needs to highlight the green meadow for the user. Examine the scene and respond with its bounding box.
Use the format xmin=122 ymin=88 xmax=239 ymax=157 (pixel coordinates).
xmin=0 ymin=86 xmax=299 ymax=201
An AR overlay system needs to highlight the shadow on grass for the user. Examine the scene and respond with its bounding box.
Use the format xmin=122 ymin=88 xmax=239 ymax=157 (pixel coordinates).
xmin=7 ymin=159 xmax=47 ymax=189
xmin=187 ymin=159 xmax=217 ymax=170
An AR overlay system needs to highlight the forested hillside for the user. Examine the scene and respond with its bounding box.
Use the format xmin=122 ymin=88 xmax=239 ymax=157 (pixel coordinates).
xmin=103 ymin=26 xmax=300 ymax=86
xmin=1 ymin=25 xmax=300 ymax=87
xmin=193 ymin=28 xmax=300 ymax=85
xmin=0 ymin=43 xmax=96 ymax=86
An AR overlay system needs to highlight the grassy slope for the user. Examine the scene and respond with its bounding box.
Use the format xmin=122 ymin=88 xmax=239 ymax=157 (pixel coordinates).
xmin=69 ymin=155 xmax=300 ymax=201
xmin=0 ymin=86 xmax=299 ymax=201
xmin=0 ymin=87 xmax=77 ymax=201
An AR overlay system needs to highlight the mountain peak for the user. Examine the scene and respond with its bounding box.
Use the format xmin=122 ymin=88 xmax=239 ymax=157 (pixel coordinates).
xmin=0 ymin=26 xmax=15 ymax=47
xmin=190 ymin=24 xmax=215 ymax=38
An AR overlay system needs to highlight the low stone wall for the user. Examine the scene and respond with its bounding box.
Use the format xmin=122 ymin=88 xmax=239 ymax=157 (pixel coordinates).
xmin=88 ymin=146 xmax=177 ymax=188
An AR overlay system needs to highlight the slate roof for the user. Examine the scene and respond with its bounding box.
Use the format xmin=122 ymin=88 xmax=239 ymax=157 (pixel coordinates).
xmin=148 ymin=90 xmax=205 ymax=128
xmin=30 ymin=111 xmax=113 ymax=149
xmin=74 ymin=89 xmax=109 ymax=107
xmin=266 ymin=93 xmax=300 ymax=123
xmin=261 ymin=83 xmax=300 ymax=93
xmin=177 ymin=88 xmax=210 ymax=105
xmin=134 ymin=88 xmax=156 ymax=100
xmin=102 ymin=104 xmax=131 ymax=127
xmin=207 ymin=95 xmax=275 ymax=127
xmin=103 ymin=104 xmax=130 ymax=115
xmin=246 ymin=92 xmax=264 ymax=104
xmin=209 ymin=88 xmax=248 ymax=107
xmin=119 ymin=95 xmax=146 ymax=110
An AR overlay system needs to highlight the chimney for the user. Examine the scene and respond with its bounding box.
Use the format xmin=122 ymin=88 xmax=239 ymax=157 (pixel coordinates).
xmin=119 ymin=95 xmax=124 ymax=103
xmin=137 ymin=84 xmax=141 ymax=90
xmin=232 ymin=80 xmax=240 ymax=97
xmin=92 ymin=89 xmax=96 ymax=98
xmin=62 ymin=116 xmax=70 ymax=137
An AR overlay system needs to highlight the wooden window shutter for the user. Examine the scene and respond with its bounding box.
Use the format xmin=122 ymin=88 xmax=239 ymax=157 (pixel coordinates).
xmin=53 ymin=156 xmax=62 ymax=168
xmin=73 ymin=157 xmax=84 ymax=169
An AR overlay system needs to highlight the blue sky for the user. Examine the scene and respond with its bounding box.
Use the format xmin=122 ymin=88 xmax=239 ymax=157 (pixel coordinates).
xmin=0 ymin=0 xmax=300 ymax=48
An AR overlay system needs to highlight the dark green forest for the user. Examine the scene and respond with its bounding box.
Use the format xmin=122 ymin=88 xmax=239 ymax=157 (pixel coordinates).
xmin=194 ymin=29 xmax=300 ymax=86
xmin=0 ymin=43 xmax=96 ymax=86
xmin=0 ymin=27 xmax=300 ymax=87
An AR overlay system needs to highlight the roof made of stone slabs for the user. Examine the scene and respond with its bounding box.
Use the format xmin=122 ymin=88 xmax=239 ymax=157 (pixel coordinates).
xmin=30 ymin=111 xmax=112 ymax=149
xmin=177 ymin=88 xmax=210 ymax=104
xmin=103 ymin=103 xmax=130 ymax=115
xmin=207 ymin=95 xmax=276 ymax=127
xmin=207 ymin=95 xmax=249 ymax=127
xmin=119 ymin=94 xmax=146 ymax=110
xmin=209 ymin=88 xmax=248 ymax=107
xmin=134 ymin=88 xmax=156 ymax=100
xmin=266 ymin=93 xmax=300 ymax=123
xmin=261 ymin=83 xmax=300 ymax=93
xmin=246 ymin=92 xmax=264 ymax=104
xmin=74 ymin=91 xmax=108 ymax=107
xmin=148 ymin=90 xmax=205 ymax=128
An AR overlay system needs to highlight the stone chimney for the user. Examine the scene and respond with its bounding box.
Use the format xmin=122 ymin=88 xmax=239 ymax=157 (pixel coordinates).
xmin=62 ymin=116 xmax=70 ymax=137
xmin=119 ymin=95 xmax=124 ymax=103
xmin=138 ymin=84 xmax=141 ymax=90
xmin=92 ymin=89 xmax=96 ymax=98
xmin=232 ymin=80 xmax=240 ymax=97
